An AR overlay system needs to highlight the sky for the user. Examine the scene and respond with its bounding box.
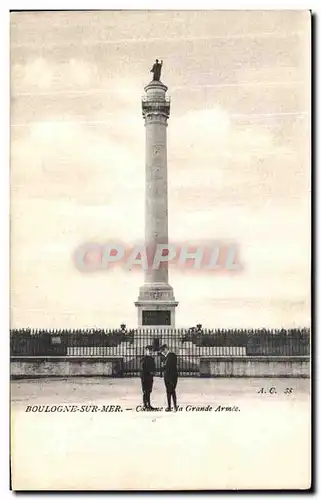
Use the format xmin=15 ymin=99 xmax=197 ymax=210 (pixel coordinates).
xmin=10 ymin=10 xmax=311 ymax=329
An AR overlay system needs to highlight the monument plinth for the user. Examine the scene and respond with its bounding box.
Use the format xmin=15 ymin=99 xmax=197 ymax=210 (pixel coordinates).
xmin=135 ymin=64 xmax=178 ymax=328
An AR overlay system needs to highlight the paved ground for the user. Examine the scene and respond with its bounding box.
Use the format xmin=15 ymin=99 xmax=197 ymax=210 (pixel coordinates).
xmin=11 ymin=377 xmax=311 ymax=491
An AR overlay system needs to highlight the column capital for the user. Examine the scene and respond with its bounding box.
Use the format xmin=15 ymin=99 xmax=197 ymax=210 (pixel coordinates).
xmin=144 ymin=80 xmax=168 ymax=93
xmin=142 ymin=80 xmax=170 ymax=120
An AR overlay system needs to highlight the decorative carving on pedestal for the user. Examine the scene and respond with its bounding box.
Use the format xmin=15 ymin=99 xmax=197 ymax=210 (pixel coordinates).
xmin=138 ymin=287 xmax=173 ymax=301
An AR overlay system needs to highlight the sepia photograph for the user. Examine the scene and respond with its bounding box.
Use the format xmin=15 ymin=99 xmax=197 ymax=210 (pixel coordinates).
xmin=10 ymin=9 xmax=311 ymax=491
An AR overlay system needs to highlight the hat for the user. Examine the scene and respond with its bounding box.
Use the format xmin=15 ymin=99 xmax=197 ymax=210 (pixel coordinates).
xmin=159 ymin=344 xmax=168 ymax=352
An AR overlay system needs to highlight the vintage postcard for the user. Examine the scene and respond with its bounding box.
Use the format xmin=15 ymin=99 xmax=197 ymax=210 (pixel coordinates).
xmin=10 ymin=10 xmax=311 ymax=490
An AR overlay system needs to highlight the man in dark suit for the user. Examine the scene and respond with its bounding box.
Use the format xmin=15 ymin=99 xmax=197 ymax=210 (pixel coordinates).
xmin=140 ymin=345 xmax=156 ymax=410
xmin=160 ymin=344 xmax=178 ymax=412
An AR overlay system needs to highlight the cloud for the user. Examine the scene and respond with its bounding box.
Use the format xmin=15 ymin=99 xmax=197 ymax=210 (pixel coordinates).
xmin=169 ymin=106 xmax=309 ymax=208
xmin=11 ymin=58 xmax=54 ymax=91
xmin=11 ymin=57 xmax=102 ymax=95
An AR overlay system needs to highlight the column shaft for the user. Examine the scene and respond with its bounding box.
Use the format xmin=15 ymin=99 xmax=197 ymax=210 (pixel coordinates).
xmin=145 ymin=118 xmax=168 ymax=283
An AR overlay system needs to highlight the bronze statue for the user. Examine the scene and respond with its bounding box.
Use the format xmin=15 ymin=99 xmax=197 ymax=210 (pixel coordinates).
xmin=150 ymin=59 xmax=163 ymax=81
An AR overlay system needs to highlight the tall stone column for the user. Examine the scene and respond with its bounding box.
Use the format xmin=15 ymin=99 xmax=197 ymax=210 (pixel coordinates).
xmin=135 ymin=78 xmax=178 ymax=327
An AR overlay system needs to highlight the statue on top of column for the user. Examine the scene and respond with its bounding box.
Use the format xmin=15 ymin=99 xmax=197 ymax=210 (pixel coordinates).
xmin=150 ymin=59 xmax=163 ymax=81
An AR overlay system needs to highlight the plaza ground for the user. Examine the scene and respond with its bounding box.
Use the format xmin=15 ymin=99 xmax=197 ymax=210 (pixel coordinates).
xmin=11 ymin=377 xmax=311 ymax=490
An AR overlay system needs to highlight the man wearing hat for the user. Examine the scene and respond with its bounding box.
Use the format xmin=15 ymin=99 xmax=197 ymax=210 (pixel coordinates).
xmin=160 ymin=344 xmax=178 ymax=412
xmin=140 ymin=345 xmax=156 ymax=410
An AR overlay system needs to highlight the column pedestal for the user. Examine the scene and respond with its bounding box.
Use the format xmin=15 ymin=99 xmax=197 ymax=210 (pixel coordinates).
xmin=135 ymin=283 xmax=178 ymax=328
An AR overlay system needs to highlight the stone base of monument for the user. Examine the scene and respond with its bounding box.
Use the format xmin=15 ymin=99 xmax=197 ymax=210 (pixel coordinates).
xmin=135 ymin=283 xmax=179 ymax=328
xmin=65 ymin=335 xmax=183 ymax=358
xmin=130 ymin=331 xmax=182 ymax=355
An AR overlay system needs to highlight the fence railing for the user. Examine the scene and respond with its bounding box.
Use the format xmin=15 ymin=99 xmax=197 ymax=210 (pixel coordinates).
xmin=10 ymin=328 xmax=310 ymax=358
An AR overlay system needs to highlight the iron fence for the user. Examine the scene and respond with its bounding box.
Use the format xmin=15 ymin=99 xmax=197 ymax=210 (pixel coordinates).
xmin=10 ymin=327 xmax=310 ymax=376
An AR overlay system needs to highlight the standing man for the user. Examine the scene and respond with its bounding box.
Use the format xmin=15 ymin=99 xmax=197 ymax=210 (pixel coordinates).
xmin=140 ymin=345 xmax=156 ymax=410
xmin=160 ymin=344 xmax=178 ymax=412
